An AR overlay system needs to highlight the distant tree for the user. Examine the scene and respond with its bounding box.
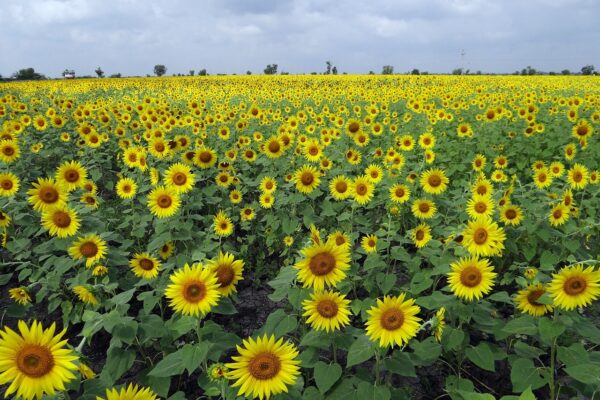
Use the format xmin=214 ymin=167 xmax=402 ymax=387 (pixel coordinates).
xmin=581 ymin=65 xmax=595 ymax=75
xmin=549 ymin=71 xmax=556 ymax=76
xmin=13 ymin=68 xmax=45 ymax=80
xmin=368 ymin=70 xmax=375 ymax=75
xmin=198 ymin=69 xmax=207 ymax=76
xmin=110 ymin=73 xmax=122 ymax=78
xmin=465 ymin=69 xmax=470 ymax=75
xmin=62 ymin=69 xmax=75 ymax=78
xmin=263 ymin=64 xmax=278 ymax=75
xmin=332 ymin=66 xmax=338 ymax=75
xmin=411 ymin=69 xmax=420 ymax=75
xmin=189 ymin=70 xmax=195 ymax=76
xmin=246 ymin=70 xmax=252 ymax=75
xmin=382 ymin=65 xmax=394 ymax=75
xmin=310 ymin=72 xmax=317 ymax=75
xmin=521 ymin=66 xmax=536 ymax=76
xmin=475 ymin=70 xmax=482 ymax=75
xmin=452 ymin=68 xmax=463 ymax=75
xmin=561 ymin=69 xmax=571 ymax=75
xmin=325 ymin=61 xmax=332 ymax=75
xmin=154 ymin=65 xmax=167 ymax=77
xmin=281 ymin=71 xmax=289 ymax=75
xmin=95 ymin=67 xmax=104 ymax=78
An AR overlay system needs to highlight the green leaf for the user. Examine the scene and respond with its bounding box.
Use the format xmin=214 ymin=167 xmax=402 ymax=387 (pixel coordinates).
xmin=0 ymin=273 xmax=12 ymax=285
xmin=411 ymin=337 xmax=442 ymax=365
xmin=557 ymin=343 xmax=589 ymax=367
xmin=384 ymin=351 xmax=416 ymax=377
xmin=539 ymin=251 xmax=559 ymax=271
xmin=538 ymin=317 xmax=565 ymax=344
xmin=455 ymin=391 xmax=496 ymax=400
xmin=356 ymin=382 xmax=391 ymax=400
xmin=518 ymin=386 xmax=537 ymax=400
xmin=442 ymin=327 xmax=465 ymax=351
xmin=502 ymin=316 xmax=537 ymax=336
xmin=465 ymin=343 xmax=495 ymax=372
xmin=108 ymin=288 xmax=136 ymax=306
xmin=101 ymin=347 xmax=136 ymax=384
xmin=565 ymin=364 xmax=600 ymax=385
xmin=410 ymin=272 xmax=433 ymax=295
xmin=260 ymin=309 xmax=298 ymax=337
xmin=510 ymin=358 xmax=547 ymax=392
xmin=314 ymin=361 xmax=342 ymax=394
xmin=149 ymin=351 xmax=185 ymax=377
xmin=346 ymin=335 xmax=375 ymax=368
xmin=181 ymin=343 xmax=210 ymax=374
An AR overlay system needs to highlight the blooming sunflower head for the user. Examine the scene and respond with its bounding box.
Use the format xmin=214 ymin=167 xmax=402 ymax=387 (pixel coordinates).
xmin=302 ymin=290 xmax=351 ymax=332
xmin=365 ymin=294 xmax=422 ymax=348
xmin=164 ymin=263 xmax=221 ymax=317
xmin=206 ymin=251 xmax=244 ymax=297
xmin=294 ymin=238 xmax=351 ymax=291
xmin=447 ymin=256 xmax=497 ymax=301
xmin=548 ymin=264 xmax=600 ymax=311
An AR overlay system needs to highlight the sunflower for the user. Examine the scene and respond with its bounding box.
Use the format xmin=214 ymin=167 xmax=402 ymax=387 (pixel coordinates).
xmin=116 ymin=177 xmax=137 ymax=199
xmin=0 ymin=321 xmax=78 ymax=400
xmin=0 ymin=172 xmax=20 ymax=197
xmin=264 ymin=136 xmax=284 ymax=158
xmin=466 ymin=194 xmax=495 ymax=219
xmin=327 ymin=230 xmax=351 ymax=248
xmin=194 ymin=146 xmax=218 ymax=168
xmin=206 ymin=252 xmax=244 ymax=297
xmin=229 ymin=189 xmax=243 ymax=204
xmin=294 ymin=165 xmax=320 ymax=194
xmin=164 ymin=162 xmax=195 ymax=193
xmin=27 ymin=178 xmax=67 ymax=212
xmin=549 ymin=161 xmax=565 ymax=178
xmin=447 ymin=256 xmax=496 ymax=301
xmin=302 ymin=290 xmax=351 ymax=332
xmin=164 ymin=263 xmax=221 ymax=317
xmin=8 ymin=287 xmax=31 ymax=305
xmin=68 ymin=233 xmax=107 ymax=267
xmin=389 ymin=183 xmax=411 ymax=204
xmin=462 ymin=216 xmax=506 ymax=257
xmin=533 ymin=168 xmax=552 ymax=189
xmin=73 ymin=285 xmax=98 ymax=305
xmin=260 ymin=176 xmax=277 ymax=193
xmin=411 ymin=223 xmax=432 ymax=248
xmin=418 ymin=132 xmax=435 ymax=149
xmin=98 ymin=384 xmax=159 ymax=400
xmin=80 ymin=193 xmax=99 ymax=209
xmin=515 ymin=283 xmax=553 ymax=316
xmin=0 ymin=139 xmax=20 ymax=164
xmin=329 ymin=175 xmax=353 ymax=200
xmin=472 ymin=154 xmax=486 ymax=171
xmin=433 ymin=307 xmax=445 ymax=342
xmin=499 ymin=204 xmax=524 ymax=226
xmin=147 ymin=185 xmax=181 ymax=218
xmin=353 ymin=175 xmax=375 ymax=205
xmin=303 ymin=139 xmax=322 ymax=161
xmin=564 ymin=143 xmax=577 ymax=161
xmin=572 ymin=119 xmax=593 ymax=140
xmin=365 ymin=164 xmax=384 ymax=184
xmin=92 ymin=265 xmax=108 ymax=277
xmin=56 ymin=160 xmax=87 ymax=191
xmin=360 ymin=234 xmax=377 ymax=253
xmin=41 ymin=206 xmax=80 ymax=238
xmin=240 ymin=207 xmax=256 ymax=221
xmin=226 ymin=335 xmax=301 ymax=400
xmin=548 ymin=264 xmax=600 ymax=310
xmin=130 ymin=252 xmax=161 ymax=279
xmin=549 ymin=203 xmax=570 ymax=227
xmin=567 ymin=163 xmax=589 ymax=190
xmin=472 ymin=178 xmax=493 ymax=197
xmin=159 ymin=241 xmax=175 ymax=260
xmin=214 ymin=210 xmax=234 ymax=236
xmin=411 ymin=199 xmax=437 ymax=219
xmin=398 ymin=135 xmax=415 ymax=151
xmin=365 ymin=294 xmax=421 ymax=348
xmin=259 ymin=192 xmax=274 ymax=209
xmin=420 ymin=169 xmax=449 ymax=195
xmin=0 ymin=210 xmax=11 ymax=229
xmin=295 ymin=238 xmax=351 ymax=290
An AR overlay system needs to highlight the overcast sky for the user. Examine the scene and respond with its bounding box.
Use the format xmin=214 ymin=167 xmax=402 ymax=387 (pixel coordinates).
xmin=1 ymin=0 xmax=599 ymax=78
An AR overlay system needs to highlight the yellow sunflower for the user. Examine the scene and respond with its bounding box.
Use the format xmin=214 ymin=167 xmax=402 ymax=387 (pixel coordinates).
xmin=411 ymin=199 xmax=437 ymax=219
xmin=214 ymin=210 xmax=234 ymax=236
xmin=462 ymin=216 xmax=506 ymax=257
xmin=240 ymin=207 xmax=256 ymax=221
xmin=259 ymin=192 xmax=275 ymax=209
xmin=294 ymin=165 xmax=320 ymax=194
xmin=264 ymin=136 xmax=284 ymax=159
xmin=116 ymin=177 xmax=137 ymax=199
xmin=164 ymin=162 xmax=195 ymax=193
xmin=260 ymin=176 xmax=277 ymax=193
xmin=365 ymin=164 xmax=384 ymax=184
xmin=472 ymin=154 xmax=486 ymax=171
xmin=353 ymin=175 xmax=375 ymax=205
xmin=130 ymin=252 xmax=161 ymax=279
xmin=0 ymin=139 xmax=20 ymax=164
xmin=361 ymin=234 xmax=378 ymax=253
xmin=159 ymin=241 xmax=175 ymax=260
xmin=515 ymin=283 xmax=553 ymax=316
xmin=206 ymin=251 xmax=244 ymax=297
xmin=226 ymin=335 xmax=301 ymax=400
xmin=548 ymin=264 xmax=600 ymax=310
xmin=294 ymin=238 xmax=351 ymax=290
xmin=98 ymin=383 xmax=158 ymax=400
xmin=329 ymin=175 xmax=353 ymax=200
xmin=73 ymin=285 xmax=98 ymax=305
xmin=389 ymin=183 xmax=411 ymax=204
xmin=164 ymin=263 xmax=221 ymax=317
xmin=0 ymin=172 xmax=20 ymax=197
xmin=567 ymin=163 xmax=589 ymax=190
xmin=447 ymin=256 xmax=496 ymax=301
xmin=147 ymin=185 xmax=181 ymax=218
xmin=327 ymin=230 xmax=351 ymax=249
xmin=56 ymin=160 xmax=87 ymax=191
xmin=549 ymin=203 xmax=570 ymax=227
xmin=420 ymin=169 xmax=449 ymax=195
xmin=302 ymin=290 xmax=351 ymax=332
xmin=433 ymin=307 xmax=446 ymax=342
xmin=194 ymin=146 xmax=218 ymax=168
xmin=8 ymin=287 xmax=31 ymax=305
xmin=499 ymin=204 xmax=524 ymax=226
xmin=41 ymin=206 xmax=80 ymax=238
xmin=27 ymin=178 xmax=67 ymax=212
xmin=365 ymin=294 xmax=422 ymax=348
xmin=0 ymin=321 xmax=78 ymax=400
xmin=68 ymin=233 xmax=107 ymax=267
xmin=466 ymin=194 xmax=495 ymax=219
xmin=533 ymin=168 xmax=552 ymax=189
xmin=411 ymin=223 xmax=432 ymax=248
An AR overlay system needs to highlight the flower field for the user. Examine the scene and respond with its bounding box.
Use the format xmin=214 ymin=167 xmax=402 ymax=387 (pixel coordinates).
xmin=0 ymin=75 xmax=599 ymax=399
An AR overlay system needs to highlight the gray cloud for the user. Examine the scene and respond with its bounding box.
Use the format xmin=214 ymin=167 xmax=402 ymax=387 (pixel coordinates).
xmin=0 ymin=0 xmax=598 ymax=78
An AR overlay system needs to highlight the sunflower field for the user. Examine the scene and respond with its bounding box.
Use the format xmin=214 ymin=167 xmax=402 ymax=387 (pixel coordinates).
xmin=0 ymin=75 xmax=599 ymax=400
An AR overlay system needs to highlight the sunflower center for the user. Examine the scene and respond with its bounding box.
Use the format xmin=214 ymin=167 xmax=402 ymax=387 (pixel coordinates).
xmin=122 ymin=184 xmax=132 ymax=193
xmin=563 ymin=277 xmax=587 ymax=296
xmin=476 ymin=185 xmax=487 ymax=195
xmin=40 ymin=187 xmax=59 ymax=204
xmin=573 ymin=172 xmax=582 ymax=182
xmin=301 ymin=172 xmax=314 ymax=186
xmin=316 ymin=299 xmax=339 ymax=318
xmin=16 ymin=345 xmax=54 ymax=378
xmin=173 ymin=172 xmax=187 ymax=185
xmin=80 ymin=241 xmax=98 ymax=258
xmin=473 ymin=228 xmax=488 ymax=245
xmin=1 ymin=179 xmax=13 ymax=190
xmin=460 ymin=266 xmax=482 ymax=287
xmin=309 ymin=146 xmax=318 ymax=155
xmin=245 ymin=150 xmax=254 ymax=158
xmin=475 ymin=160 xmax=482 ymax=167
xmin=380 ymin=308 xmax=404 ymax=331
xmin=216 ymin=265 xmax=235 ymax=287
xmin=139 ymin=259 xmax=155 ymax=271
xmin=265 ymin=181 xmax=274 ymax=190
xmin=527 ymin=289 xmax=545 ymax=306
xmin=65 ymin=169 xmax=79 ymax=182
xmin=199 ymin=152 xmax=212 ymax=163
xmin=538 ymin=173 xmax=547 ymax=183
xmin=52 ymin=211 xmax=71 ymax=228
xmin=475 ymin=202 xmax=487 ymax=213
xmin=553 ymin=209 xmax=563 ymax=219
xmin=419 ymin=202 xmax=430 ymax=213
xmin=335 ymin=181 xmax=348 ymax=193
xmin=157 ymin=194 xmax=172 ymax=208
xmin=268 ymin=141 xmax=281 ymax=153
xmin=309 ymin=252 xmax=336 ymax=276
xmin=155 ymin=143 xmax=165 ymax=152
xmin=395 ymin=188 xmax=405 ymax=198
xmin=3 ymin=146 xmax=15 ymax=156
xmin=428 ymin=175 xmax=441 ymax=187
xmin=249 ymin=352 xmax=281 ymax=380
xmin=335 ymin=236 xmax=346 ymax=246
xmin=183 ymin=281 xmax=206 ymax=302
xmin=355 ymin=183 xmax=367 ymax=195
xmin=416 ymin=230 xmax=425 ymax=241
xmin=505 ymin=209 xmax=517 ymax=219
xmin=576 ymin=126 xmax=588 ymax=136
xmin=348 ymin=122 xmax=359 ymax=133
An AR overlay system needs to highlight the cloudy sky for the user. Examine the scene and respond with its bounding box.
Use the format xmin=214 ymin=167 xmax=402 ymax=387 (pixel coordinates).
xmin=1 ymin=0 xmax=598 ymax=78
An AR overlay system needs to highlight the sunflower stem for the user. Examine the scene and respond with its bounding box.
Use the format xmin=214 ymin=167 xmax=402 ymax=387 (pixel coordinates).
xmin=332 ymin=341 xmax=337 ymax=363
xmin=374 ymin=348 xmax=381 ymax=385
